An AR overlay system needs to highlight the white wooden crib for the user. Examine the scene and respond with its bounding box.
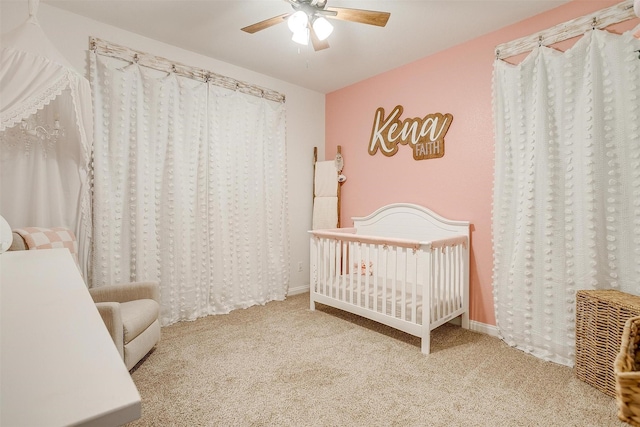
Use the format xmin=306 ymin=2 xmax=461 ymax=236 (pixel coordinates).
xmin=309 ymin=203 xmax=470 ymax=354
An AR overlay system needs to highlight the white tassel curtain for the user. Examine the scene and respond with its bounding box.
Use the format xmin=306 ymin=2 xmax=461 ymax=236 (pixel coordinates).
xmin=492 ymin=26 xmax=640 ymax=366
xmin=91 ymin=53 xmax=289 ymax=325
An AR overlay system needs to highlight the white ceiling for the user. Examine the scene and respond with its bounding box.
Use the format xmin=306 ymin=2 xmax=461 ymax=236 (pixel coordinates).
xmin=43 ymin=0 xmax=569 ymax=93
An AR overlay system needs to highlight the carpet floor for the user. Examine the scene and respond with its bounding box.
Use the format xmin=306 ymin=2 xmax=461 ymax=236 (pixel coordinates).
xmin=128 ymin=293 xmax=625 ymax=426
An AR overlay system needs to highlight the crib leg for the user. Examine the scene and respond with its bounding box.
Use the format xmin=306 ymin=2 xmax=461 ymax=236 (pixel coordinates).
xmin=421 ymin=329 xmax=431 ymax=354
xmin=461 ymin=311 xmax=470 ymax=329
xmin=310 ymin=296 xmax=316 ymax=311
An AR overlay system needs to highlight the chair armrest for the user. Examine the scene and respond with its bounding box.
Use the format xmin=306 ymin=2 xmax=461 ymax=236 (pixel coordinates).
xmin=95 ymin=302 xmax=124 ymax=360
xmin=89 ymin=281 xmax=160 ymax=304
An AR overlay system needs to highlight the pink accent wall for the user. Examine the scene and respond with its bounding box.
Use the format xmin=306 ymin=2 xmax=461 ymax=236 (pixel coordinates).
xmin=326 ymin=0 xmax=639 ymax=325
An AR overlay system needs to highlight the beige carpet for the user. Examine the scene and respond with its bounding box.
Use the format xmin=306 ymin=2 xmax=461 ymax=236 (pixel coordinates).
xmin=128 ymin=293 xmax=625 ymax=426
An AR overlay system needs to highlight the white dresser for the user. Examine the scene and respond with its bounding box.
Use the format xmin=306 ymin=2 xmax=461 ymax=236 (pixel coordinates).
xmin=1 ymin=249 xmax=141 ymax=426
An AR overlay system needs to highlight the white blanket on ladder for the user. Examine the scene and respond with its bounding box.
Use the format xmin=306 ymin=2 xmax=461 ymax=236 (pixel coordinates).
xmin=313 ymin=160 xmax=338 ymax=229
xmin=313 ymin=196 xmax=338 ymax=230
xmin=314 ymin=161 xmax=337 ymax=197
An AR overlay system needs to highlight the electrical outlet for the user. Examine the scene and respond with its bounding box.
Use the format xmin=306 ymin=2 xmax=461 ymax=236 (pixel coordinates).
xmin=297 ymin=261 xmax=303 ymax=272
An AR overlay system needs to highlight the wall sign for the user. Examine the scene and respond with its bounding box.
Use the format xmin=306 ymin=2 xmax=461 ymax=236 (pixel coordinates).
xmin=368 ymin=105 xmax=453 ymax=161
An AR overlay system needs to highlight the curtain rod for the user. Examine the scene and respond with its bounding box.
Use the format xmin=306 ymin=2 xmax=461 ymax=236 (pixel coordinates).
xmin=495 ymin=0 xmax=637 ymax=60
xmin=89 ymin=37 xmax=286 ymax=103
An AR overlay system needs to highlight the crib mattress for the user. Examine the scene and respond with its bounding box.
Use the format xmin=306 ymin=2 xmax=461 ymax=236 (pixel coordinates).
xmin=314 ymin=275 xmax=461 ymax=325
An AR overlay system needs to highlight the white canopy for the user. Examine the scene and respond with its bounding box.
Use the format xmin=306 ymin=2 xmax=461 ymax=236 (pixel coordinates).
xmin=0 ymin=0 xmax=93 ymax=279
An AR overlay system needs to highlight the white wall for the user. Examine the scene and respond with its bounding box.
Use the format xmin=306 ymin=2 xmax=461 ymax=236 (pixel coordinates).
xmin=1 ymin=2 xmax=324 ymax=293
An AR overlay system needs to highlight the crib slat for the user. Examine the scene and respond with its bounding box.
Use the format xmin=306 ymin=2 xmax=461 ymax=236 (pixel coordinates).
xmin=392 ymin=246 xmax=398 ymax=319
xmin=420 ymin=248 xmax=429 ymax=326
xmin=361 ymin=243 xmax=365 ymax=308
xmin=440 ymin=247 xmax=446 ymax=317
xmin=433 ymin=250 xmax=442 ymax=321
xmin=337 ymin=240 xmax=342 ymax=300
xmin=447 ymin=248 xmax=451 ymax=315
xmin=450 ymin=247 xmax=456 ymax=314
xmin=318 ymin=238 xmax=323 ymax=295
xmin=331 ymin=240 xmax=342 ymax=299
xmin=328 ymin=239 xmax=333 ymax=298
xmin=428 ymin=248 xmax=433 ymax=324
xmin=326 ymin=238 xmax=330 ymax=297
xmin=444 ymin=248 xmax=449 ymax=318
xmin=435 ymin=249 xmax=439 ymax=324
xmin=324 ymin=239 xmax=329 ymax=297
xmin=325 ymin=239 xmax=333 ymax=296
xmin=325 ymin=239 xmax=329 ymax=297
xmin=446 ymin=247 xmax=451 ymax=315
xmin=382 ymin=244 xmax=388 ymax=316
xmin=401 ymin=247 xmax=407 ymax=322
xmin=318 ymin=238 xmax=324 ymax=295
xmin=336 ymin=240 xmax=340 ymax=300
xmin=456 ymin=244 xmax=462 ymax=310
xmin=452 ymin=245 xmax=458 ymax=311
xmin=450 ymin=245 xmax=456 ymax=310
xmin=356 ymin=242 xmax=362 ymax=307
xmin=453 ymin=247 xmax=458 ymax=313
xmin=365 ymin=243 xmax=371 ymax=309
xmin=347 ymin=242 xmax=352 ymax=303
xmin=444 ymin=247 xmax=449 ymax=318
xmin=433 ymin=248 xmax=437 ymax=324
xmin=326 ymin=240 xmax=335 ymax=298
xmin=349 ymin=243 xmax=356 ymax=304
xmin=341 ymin=240 xmax=347 ymax=302
xmin=314 ymin=238 xmax=320 ymax=295
xmin=443 ymin=248 xmax=448 ymax=318
xmin=328 ymin=238 xmax=333 ymax=296
xmin=373 ymin=243 xmax=379 ymax=313
xmin=425 ymin=247 xmax=432 ymax=326
xmin=411 ymin=249 xmax=417 ymax=324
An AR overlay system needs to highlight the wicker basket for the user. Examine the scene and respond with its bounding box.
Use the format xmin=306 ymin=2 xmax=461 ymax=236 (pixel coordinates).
xmin=615 ymin=316 xmax=640 ymax=426
xmin=575 ymin=290 xmax=640 ymax=397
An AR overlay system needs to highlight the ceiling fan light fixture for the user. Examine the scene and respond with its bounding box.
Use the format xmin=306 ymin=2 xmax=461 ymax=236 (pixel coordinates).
xmin=287 ymin=10 xmax=308 ymax=33
xmin=241 ymin=1 xmax=390 ymax=52
xmin=292 ymin=27 xmax=309 ymax=45
xmin=312 ymin=17 xmax=333 ymax=41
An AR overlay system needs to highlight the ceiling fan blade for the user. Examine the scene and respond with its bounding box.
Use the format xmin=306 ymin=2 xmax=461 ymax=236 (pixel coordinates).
xmin=241 ymin=13 xmax=290 ymax=34
xmin=309 ymin=24 xmax=330 ymax=51
xmin=325 ymin=7 xmax=390 ymax=27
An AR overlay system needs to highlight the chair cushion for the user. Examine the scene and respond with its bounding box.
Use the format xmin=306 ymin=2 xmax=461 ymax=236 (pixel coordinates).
xmin=124 ymin=320 xmax=161 ymax=371
xmin=120 ymin=299 xmax=160 ymax=344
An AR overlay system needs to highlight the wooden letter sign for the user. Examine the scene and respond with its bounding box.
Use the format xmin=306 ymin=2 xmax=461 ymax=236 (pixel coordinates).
xmin=368 ymin=105 xmax=453 ymax=160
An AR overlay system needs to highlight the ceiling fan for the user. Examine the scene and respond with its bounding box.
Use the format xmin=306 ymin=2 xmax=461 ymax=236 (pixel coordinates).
xmin=241 ymin=0 xmax=390 ymax=51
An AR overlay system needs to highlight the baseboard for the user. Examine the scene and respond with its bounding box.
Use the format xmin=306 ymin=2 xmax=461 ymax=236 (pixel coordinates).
xmin=287 ymin=285 xmax=310 ymax=296
xmin=469 ymin=320 xmax=499 ymax=337
xmin=447 ymin=318 xmax=498 ymax=337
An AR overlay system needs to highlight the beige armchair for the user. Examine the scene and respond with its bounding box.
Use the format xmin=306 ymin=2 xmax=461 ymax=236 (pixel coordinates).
xmin=89 ymin=282 xmax=161 ymax=370
xmin=9 ymin=229 xmax=160 ymax=370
